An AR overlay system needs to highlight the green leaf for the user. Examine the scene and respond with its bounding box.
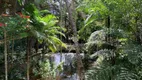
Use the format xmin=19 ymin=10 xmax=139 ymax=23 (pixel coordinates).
xmin=19 ymin=32 xmax=28 ymax=38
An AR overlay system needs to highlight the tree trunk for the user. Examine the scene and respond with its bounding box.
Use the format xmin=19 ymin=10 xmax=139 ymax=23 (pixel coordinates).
xmin=4 ymin=29 xmax=8 ymax=80
xmin=64 ymin=0 xmax=84 ymax=80
xmin=26 ymin=37 xmax=31 ymax=80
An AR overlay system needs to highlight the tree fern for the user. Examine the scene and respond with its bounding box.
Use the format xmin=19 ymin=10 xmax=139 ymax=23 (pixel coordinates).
xmin=85 ymin=27 xmax=142 ymax=80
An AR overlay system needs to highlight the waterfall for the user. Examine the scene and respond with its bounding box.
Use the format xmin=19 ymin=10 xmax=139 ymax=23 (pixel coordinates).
xmin=53 ymin=53 xmax=84 ymax=80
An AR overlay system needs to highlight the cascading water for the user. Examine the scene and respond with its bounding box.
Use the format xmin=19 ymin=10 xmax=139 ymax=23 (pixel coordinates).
xmin=53 ymin=53 xmax=83 ymax=80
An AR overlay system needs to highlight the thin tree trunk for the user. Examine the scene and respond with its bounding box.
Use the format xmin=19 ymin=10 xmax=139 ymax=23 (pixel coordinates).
xmin=65 ymin=0 xmax=84 ymax=80
xmin=26 ymin=37 xmax=31 ymax=80
xmin=12 ymin=38 xmax=14 ymax=63
xmin=4 ymin=29 xmax=8 ymax=80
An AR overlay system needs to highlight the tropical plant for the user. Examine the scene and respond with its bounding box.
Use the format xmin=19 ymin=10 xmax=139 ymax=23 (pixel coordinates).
xmin=83 ymin=0 xmax=142 ymax=80
xmin=23 ymin=4 xmax=66 ymax=52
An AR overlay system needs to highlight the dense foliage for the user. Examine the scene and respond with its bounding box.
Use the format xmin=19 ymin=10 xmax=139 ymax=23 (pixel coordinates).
xmin=79 ymin=0 xmax=142 ymax=80
xmin=0 ymin=0 xmax=142 ymax=80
